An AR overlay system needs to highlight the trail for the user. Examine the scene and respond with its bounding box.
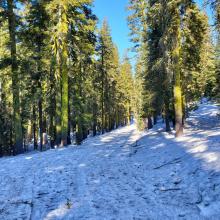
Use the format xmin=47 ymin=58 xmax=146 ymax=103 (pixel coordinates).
xmin=0 ymin=102 xmax=220 ymax=220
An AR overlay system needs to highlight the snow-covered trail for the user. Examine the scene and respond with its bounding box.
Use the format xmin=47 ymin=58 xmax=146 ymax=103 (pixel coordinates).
xmin=0 ymin=102 xmax=220 ymax=220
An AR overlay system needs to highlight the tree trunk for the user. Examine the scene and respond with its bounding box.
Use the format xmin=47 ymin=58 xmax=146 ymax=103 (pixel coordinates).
xmin=33 ymin=104 xmax=37 ymax=150
xmin=38 ymin=96 xmax=43 ymax=151
xmin=76 ymin=118 xmax=83 ymax=145
xmin=127 ymin=105 xmax=130 ymax=125
xmin=55 ymin=5 xmax=69 ymax=147
xmin=61 ymin=61 xmax=68 ymax=146
xmin=153 ymin=114 xmax=157 ymax=125
xmin=115 ymin=107 xmax=119 ymax=128
xmin=7 ymin=0 xmax=23 ymax=155
xmin=49 ymin=113 xmax=55 ymax=148
xmin=143 ymin=118 xmax=148 ymax=130
xmin=27 ymin=120 xmax=32 ymax=145
xmin=173 ymin=63 xmax=183 ymax=136
xmin=93 ymin=119 xmax=97 ymax=136
xmin=92 ymin=101 xmax=97 ymax=136
xmin=101 ymin=49 xmax=105 ymax=134
xmin=164 ymin=101 xmax=171 ymax=132
xmin=174 ymin=82 xmax=183 ymax=137
xmin=67 ymin=99 xmax=71 ymax=145
xmin=173 ymin=5 xmax=183 ymax=137
xmin=55 ymin=78 xmax=62 ymax=146
xmin=148 ymin=116 xmax=153 ymax=129
xmin=182 ymin=95 xmax=186 ymax=126
xmin=49 ymin=62 xmax=56 ymax=148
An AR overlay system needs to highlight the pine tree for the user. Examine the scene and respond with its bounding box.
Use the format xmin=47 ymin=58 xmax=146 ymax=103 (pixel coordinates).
xmin=118 ymin=55 xmax=134 ymax=126
xmin=169 ymin=0 xmax=183 ymax=137
xmin=97 ymin=19 xmax=115 ymax=133
xmin=0 ymin=8 xmax=12 ymax=155
xmin=21 ymin=0 xmax=50 ymax=151
xmin=128 ymin=0 xmax=156 ymax=130
xmin=129 ymin=0 xmax=213 ymax=136
xmin=147 ymin=0 xmax=172 ymax=131
xmin=209 ymin=0 xmax=220 ymax=100
xmin=181 ymin=3 xmax=213 ymax=111
xmin=46 ymin=0 xmax=97 ymax=146
xmin=0 ymin=0 xmax=24 ymax=154
xmin=47 ymin=0 xmax=70 ymax=146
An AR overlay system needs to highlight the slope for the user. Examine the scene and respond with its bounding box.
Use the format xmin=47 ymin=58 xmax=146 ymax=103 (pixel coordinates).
xmin=0 ymin=102 xmax=220 ymax=220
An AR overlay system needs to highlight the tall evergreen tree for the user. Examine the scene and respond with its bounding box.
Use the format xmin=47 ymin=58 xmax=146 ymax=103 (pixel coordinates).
xmin=129 ymin=0 xmax=213 ymax=137
xmin=47 ymin=0 xmax=70 ymax=146
xmin=97 ymin=19 xmax=115 ymax=133
xmin=21 ymin=0 xmax=50 ymax=151
xmin=209 ymin=0 xmax=220 ymax=99
xmin=0 ymin=0 xmax=24 ymax=154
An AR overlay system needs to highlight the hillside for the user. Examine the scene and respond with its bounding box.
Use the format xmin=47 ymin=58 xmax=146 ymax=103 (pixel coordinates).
xmin=0 ymin=102 xmax=220 ymax=219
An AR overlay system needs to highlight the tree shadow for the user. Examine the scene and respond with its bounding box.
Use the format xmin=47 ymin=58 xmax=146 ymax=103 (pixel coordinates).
xmin=30 ymin=111 xmax=220 ymax=219
xmin=1 ymin=104 xmax=220 ymax=219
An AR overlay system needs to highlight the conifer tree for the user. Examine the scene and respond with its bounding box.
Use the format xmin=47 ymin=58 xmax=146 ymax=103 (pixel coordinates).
xmin=0 ymin=0 xmax=24 ymax=154
xmin=97 ymin=19 xmax=115 ymax=133
xmin=47 ymin=0 xmax=96 ymax=145
xmin=118 ymin=55 xmax=134 ymax=126
xmin=209 ymin=0 xmax=220 ymax=99
xmin=129 ymin=0 xmax=213 ymax=136
xmin=21 ymin=0 xmax=50 ymax=151
xmin=181 ymin=3 xmax=212 ymax=112
xmin=47 ymin=0 xmax=70 ymax=146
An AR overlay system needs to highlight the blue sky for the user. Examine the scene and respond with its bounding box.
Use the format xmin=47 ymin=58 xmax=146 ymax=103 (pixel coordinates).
xmin=93 ymin=0 xmax=132 ymax=61
xmin=93 ymin=0 xmax=213 ymax=61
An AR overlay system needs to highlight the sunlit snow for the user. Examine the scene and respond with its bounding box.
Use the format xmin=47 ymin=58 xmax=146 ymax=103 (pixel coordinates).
xmin=0 ymin=102 xmax=220 ymax=219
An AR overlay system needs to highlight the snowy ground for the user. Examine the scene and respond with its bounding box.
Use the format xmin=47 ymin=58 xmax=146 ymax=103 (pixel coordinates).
xmin=0 ymin=102 xmax=220 ymax=220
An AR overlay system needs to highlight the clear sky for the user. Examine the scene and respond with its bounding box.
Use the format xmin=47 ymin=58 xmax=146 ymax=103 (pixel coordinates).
xmin=93 ymin=0 xmax=132 ymax=60
xmin=93 ymin=0 xmax=213 ymax=61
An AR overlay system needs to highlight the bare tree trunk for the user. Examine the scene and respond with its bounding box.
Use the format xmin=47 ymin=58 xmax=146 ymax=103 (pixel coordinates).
xmin=55 ymin=79 xmax=62 ymax=146
xmin=33 ymin=104 xmax=37 ymax=150
xmin=153 ymin=114 xmax=157 ymax=125
xmin=38 ymin=97 xmax=43 ymax=151
xmin=148 ymin=116 xmax=153 ymax=129
xmin=164 ymin=101 xmax=171 ymax=132
xmin=92 ymin=100 xmax=97 ymax=136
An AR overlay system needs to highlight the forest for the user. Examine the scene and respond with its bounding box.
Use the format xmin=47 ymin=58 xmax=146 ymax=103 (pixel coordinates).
xmin=0 ymin=0 xmax=219 ymax=156
xmin=1 ymin=0 xmax=220 ymax=219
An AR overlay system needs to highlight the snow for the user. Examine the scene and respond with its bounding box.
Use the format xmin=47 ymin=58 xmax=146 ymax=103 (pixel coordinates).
xmin=0 ymin=102 xmax=220 ymax=220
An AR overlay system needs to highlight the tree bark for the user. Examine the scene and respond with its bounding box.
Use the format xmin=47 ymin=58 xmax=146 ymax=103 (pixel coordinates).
xmin=55 ymin=77 xmax=62 ymax=146
xmin=148 ymin=116 xmax=153 ymax=129
xmin=38 ymin=94 xmax=43 ymax=151
xmin=92 ymin=100 xmax=97 ymax=136
xmin=61 ymin=60 xmax=68 ymax=146
xmin=174 ymin=83 xmax=183 ymax=137
xmin=164 ymin=101 xmax=171 ymax=132
xmin=153 ymin=114 xmax=157 ymax=125
xmin=32 ymin=104 xmax=37 ymax=150
xmin=172 ymin=4 xmax=183 ymax=137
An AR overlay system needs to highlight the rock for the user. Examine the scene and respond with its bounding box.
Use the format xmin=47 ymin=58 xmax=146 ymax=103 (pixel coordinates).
xmin=173 ymin=178 xmax=182 ymax=185
xmin=203 ymin=197 xmax=211 ymax=206
xmin=170 ymin=172 xmax=176 ymax=177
